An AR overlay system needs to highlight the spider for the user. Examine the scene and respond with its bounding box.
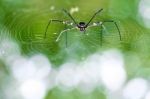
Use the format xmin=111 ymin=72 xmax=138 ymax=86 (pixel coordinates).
xmin=44 ymin=9 xmax=122 ymax=47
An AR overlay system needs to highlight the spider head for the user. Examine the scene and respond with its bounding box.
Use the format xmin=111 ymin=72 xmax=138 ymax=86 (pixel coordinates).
xmin=78 ymin=22 xmax=86 ymax=27
xmin=77 ymin=22 xmax=86 ymax=31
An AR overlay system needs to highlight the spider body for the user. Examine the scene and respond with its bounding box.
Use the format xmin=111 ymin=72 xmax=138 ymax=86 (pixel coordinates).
xmin=77 ymin=22 xmax=87 ymax=31
xmin=44 ymin=9 xmax=122 ymax=47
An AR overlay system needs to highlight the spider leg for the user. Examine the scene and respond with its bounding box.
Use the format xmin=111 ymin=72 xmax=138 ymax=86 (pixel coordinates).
xmin=100 ymin=24 xmax=103 ymax=46
xmin=62 ymin=9 xmax=78 ymax=25
xmin=85 ymin=9 xmax=103 ymax=27
xmin=56 ymin=27 xmax=77 ymax=42
xmin=44 ymin=19 xmax=74 ymax=39
xmin=84 ymin=30 xmax=86 ymax=34
xmin=44 ymin=19 xmax=63 ymax=38
xmin=102 ymin=20 xmax=122 ymax=41
xmin=86 ymin=20 xmax=121 ymax=46
xmin=86 ymin=22 xmax=104 ymax=46
xmin=64 ymin=24 xmax=68 ymax=47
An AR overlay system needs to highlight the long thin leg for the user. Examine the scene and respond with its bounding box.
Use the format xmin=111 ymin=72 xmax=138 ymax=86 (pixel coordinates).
xmin=56 ymin=27 xmax=77 ymax=42
xmin=62 ymin=9 xmax=78 ymax=25
xmin=84 ymin=30 xmax=86 ymax=34
xmin=85 ymin=9 xmax=103 ymax=27
xmin=100 ymin=24 xmax=103 ymax=46
xmin=103 ymin=20 xmax=122 ymax=41
xmin=114 ymin=22 xmax=122 ymax=41
xmin=44 ymin=19 xmax=63 ymax=38
xmin=86 ymin=22 xmax=103 ymax=46
xmin=86 ymin=21 xmax=121 ymax=46
xmin=64 ymin=24 xmax=68 ymax=47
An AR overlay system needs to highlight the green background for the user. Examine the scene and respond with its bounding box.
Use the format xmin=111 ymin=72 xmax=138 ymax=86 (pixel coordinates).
xmin=0 ymin=0 xmax=150 ymax=99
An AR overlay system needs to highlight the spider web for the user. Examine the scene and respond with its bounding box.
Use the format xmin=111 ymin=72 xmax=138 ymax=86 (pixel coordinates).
xmin=2 ymin=5 xmax=150 ymax=64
